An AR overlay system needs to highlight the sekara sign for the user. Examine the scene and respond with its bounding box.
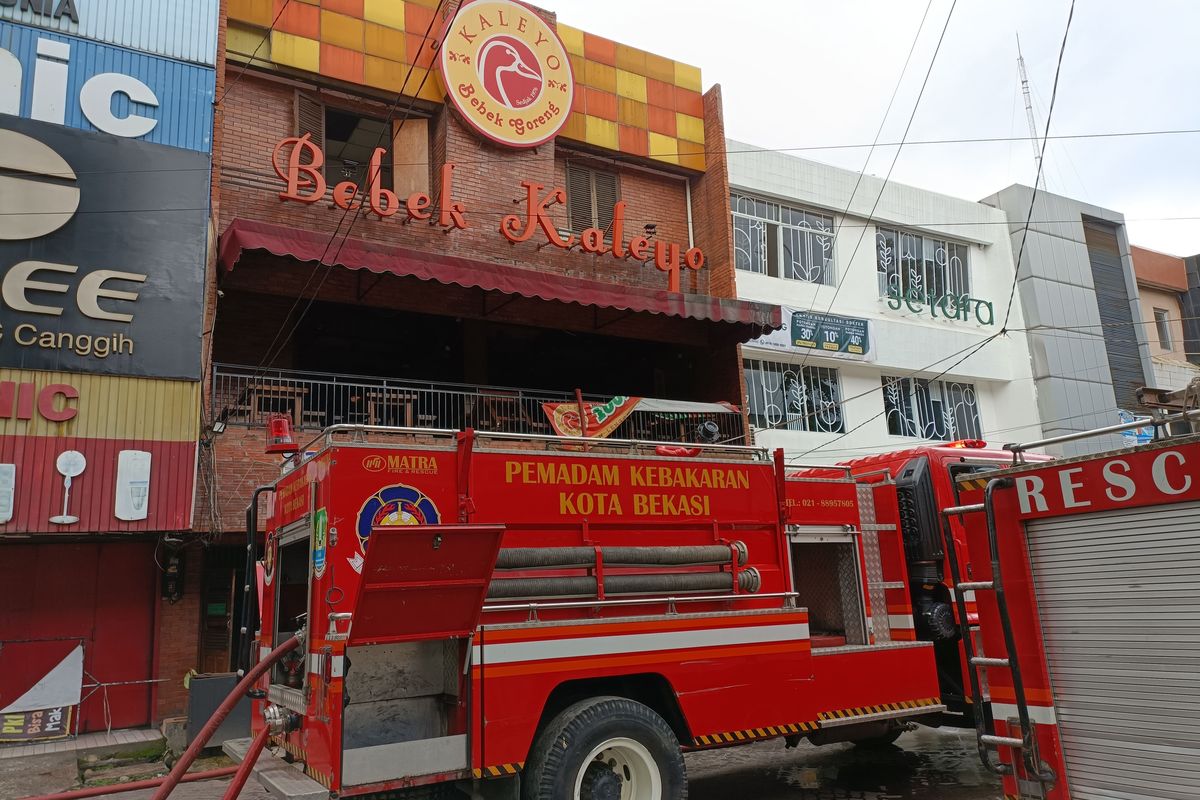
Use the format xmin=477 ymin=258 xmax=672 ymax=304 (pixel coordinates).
xmin=0 ymin=116 xmax=207 ymax=379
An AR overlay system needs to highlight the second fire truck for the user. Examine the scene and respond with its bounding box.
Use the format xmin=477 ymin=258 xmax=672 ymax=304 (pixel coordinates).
xmin=832 ymin=440 xmax=1051 ymax=722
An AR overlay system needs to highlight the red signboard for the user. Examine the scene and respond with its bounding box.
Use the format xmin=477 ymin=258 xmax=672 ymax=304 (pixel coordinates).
xmin=1001 ymin=442 xmax=1200 ymax=519
xmin=0 ymin=435 xmax=196 ymax=533
xmin=469 ymin=450 xmax=777 ymax=525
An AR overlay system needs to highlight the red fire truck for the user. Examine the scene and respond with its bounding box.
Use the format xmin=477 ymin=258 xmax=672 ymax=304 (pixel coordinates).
xmin=232 ymin=425 xmax=945 ymax=799
xmin=947 ymin=426 xmax=1200 ymax=800
xmin=830 ymin=441 xmax=1052 ymax=721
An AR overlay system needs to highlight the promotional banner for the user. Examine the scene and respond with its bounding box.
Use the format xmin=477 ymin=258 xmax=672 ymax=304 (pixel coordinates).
xmin=751 ymin=307 xmax=873 ymax=362
xmin=790 ymin=310 xmax=870 ymax=355
xmin=0 ymin=640 xmax=82 ymax=742
xmin=542 ymin=396 xmax=642 ymax=438
xmin=0 ymin=116 xmax=208 ymax=379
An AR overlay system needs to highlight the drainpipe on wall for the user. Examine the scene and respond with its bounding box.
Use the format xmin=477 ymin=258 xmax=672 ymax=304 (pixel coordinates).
xmin=684 ymin=177 xmax=695 ymax=249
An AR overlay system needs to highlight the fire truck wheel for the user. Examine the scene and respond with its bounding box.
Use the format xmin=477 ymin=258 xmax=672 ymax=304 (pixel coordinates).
xmin=522 ymin=696 xmax=686 ymax=800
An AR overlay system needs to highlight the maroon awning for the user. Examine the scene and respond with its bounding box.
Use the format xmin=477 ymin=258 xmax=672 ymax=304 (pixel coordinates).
xmin=218 ymin=219 xmax=780 ymax=335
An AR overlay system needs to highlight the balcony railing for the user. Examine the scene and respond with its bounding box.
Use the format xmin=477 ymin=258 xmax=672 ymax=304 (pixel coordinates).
xmin=211 ymin=365 xmax=746 ymax=445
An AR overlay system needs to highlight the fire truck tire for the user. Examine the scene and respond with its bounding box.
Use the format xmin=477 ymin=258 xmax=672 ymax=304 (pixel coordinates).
xmin=522 ymin=696 xmax=687 ymax=800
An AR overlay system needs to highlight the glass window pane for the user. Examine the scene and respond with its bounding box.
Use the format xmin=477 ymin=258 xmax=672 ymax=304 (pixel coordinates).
xmin=744 ymin=360 xmax=844 ymax=433
xmin=900 ymin=233 xmax=921 ymax=298
xmin=877 ymin=229 xmax=899 ymax=296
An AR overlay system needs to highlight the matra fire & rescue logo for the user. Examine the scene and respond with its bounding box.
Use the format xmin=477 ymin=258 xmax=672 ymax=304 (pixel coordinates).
xmin=356 ymin=484 xmax=442 ymax=551
xmin=439 ymin=0 xmax=574 ymax=148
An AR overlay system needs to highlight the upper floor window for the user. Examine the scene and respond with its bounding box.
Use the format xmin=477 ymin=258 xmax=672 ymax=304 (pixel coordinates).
xmin=744 ymin=358 xmax=845 ymax=433
xmin=296 ymin=94 xmax=394 ymax=190
xmin=1154 ymin=308 xmax=1173 ymax=349
xmin=876 ymin=228 xmax=970 ymax=303
xmin=882 ymin=375 xmax=981 ymax=441
xmin=732 ymin=193 xmax=834 ymax=285
xmin=567 ymin=163 xmax=619 ymax=235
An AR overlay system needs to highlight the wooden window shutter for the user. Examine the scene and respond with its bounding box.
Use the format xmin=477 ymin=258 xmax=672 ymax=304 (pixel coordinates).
xmin=392 ymin=117 xmax=430 ymax=197
xmin=566 ymin=163 xmax=594 ymax=233
xmin=295 ymin=92 xmax=325 ymax=149
xmin=594 ymin=170 xmax=618 ymax=234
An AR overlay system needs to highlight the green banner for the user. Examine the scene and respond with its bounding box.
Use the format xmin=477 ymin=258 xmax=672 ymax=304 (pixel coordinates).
xmin=790 ymin=310 xmax=870 ymax=355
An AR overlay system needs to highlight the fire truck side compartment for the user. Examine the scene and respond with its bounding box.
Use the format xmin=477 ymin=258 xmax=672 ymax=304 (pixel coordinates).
xmin=342 ymin=640 xmax=459 ymax=748
xmin=788 ymin=533 xmax=868 ymax=646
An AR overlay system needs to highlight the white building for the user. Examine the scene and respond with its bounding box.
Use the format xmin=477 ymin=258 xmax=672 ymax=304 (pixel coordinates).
xmin=728 ymin=141 xmax=1044 ymax=464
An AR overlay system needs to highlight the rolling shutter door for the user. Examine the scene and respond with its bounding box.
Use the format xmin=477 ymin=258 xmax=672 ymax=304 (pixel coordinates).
xmin=1025 ymin=502 xmax=1200 ymax=800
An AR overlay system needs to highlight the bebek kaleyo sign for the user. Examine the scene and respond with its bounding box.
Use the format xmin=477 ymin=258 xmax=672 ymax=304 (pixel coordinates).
xmin=271 ymin=136 xmax=705 ymax=291
xmin=439 ymin=0 xmax=573 ymax=148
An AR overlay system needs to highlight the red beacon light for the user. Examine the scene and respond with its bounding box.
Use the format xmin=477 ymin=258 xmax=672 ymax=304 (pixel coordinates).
xmin=265 ymin=414 xmax=299 ymax=455
xmin=946 ymin=439 xmax=987 ymax=449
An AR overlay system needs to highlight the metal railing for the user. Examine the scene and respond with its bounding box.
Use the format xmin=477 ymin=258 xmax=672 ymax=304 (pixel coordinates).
xmin=211 ymin=364 xmax=746 ymax=444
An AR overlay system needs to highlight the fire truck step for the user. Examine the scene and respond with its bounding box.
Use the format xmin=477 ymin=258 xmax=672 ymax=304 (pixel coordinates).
xmin=971 ymin=656 xmax=1011 ymax=668
xmin=957 ymin=581 xmax=994 ymax=591
xmin=981 ymin=734 xmax=1024 ymax=748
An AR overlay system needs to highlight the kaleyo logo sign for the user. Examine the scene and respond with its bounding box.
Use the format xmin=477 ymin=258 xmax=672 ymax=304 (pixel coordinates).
xmin=439 ymin=0 xmax=573 ymax=148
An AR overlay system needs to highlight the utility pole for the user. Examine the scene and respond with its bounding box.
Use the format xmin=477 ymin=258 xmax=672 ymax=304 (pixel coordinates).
xmin=1016 ymin=33 xmax=1044 ymax=190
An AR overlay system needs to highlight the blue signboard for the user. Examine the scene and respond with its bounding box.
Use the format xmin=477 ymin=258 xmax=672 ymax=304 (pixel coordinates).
xmin=1 ymin=0 xmax=220 ymax=67
xmin=0 ymin=20 xmax=215 ymax=153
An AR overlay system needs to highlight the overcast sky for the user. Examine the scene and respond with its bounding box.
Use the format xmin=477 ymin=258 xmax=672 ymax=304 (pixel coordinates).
xmin=552 ymin=0 xmax=1200 ymax=257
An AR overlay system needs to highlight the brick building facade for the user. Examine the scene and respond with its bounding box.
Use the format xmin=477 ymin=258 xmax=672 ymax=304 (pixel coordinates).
xmin=174 ymin=0 xmax=776 ymax=712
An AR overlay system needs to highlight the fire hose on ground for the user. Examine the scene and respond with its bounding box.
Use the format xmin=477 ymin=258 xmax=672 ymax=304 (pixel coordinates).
xmin=24 ymin=635 xmax=302 ymax=800
xmin=21 ymin=536 xmax=297 ymax=800
xmin=21 ymin=767 xmax=239 ymax=800
xmin=150 ymin=634 xmax=301 ymax=800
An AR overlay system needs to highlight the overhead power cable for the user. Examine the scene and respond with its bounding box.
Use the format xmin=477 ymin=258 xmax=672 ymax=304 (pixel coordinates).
xmin=741 ymin=0 xmax=960 ymax=441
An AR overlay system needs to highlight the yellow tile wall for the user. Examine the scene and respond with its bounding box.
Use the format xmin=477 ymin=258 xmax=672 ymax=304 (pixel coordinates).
xmin=226 ymin=1 xmax=706 ymax=170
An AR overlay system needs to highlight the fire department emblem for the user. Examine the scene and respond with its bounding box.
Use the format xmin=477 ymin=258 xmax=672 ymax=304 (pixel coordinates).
xmin=439 ymin=0 xmax=574 ymax=148
xmin=356 ymin=484 xmax=441 ymax=551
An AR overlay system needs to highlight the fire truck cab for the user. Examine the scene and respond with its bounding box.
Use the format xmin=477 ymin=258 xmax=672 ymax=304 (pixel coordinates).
xmin=233 ymin=426 xmax=945 ymax=800
xmin=834 ymin=441 xmax=1052 ymax=720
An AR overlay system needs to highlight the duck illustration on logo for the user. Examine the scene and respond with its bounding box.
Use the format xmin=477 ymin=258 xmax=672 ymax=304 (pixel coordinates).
xmin=439 ymin=0 xmax=574 ymax=148
xmin=478 ymin=36 xmax=543 ymax=109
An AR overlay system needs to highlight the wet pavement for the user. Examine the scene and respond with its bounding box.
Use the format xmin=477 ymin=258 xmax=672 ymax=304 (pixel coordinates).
xmin=14 ymin=725 xmax=999 ymax=799
xmin=688 ymin=726 xmax=1001 ymax=800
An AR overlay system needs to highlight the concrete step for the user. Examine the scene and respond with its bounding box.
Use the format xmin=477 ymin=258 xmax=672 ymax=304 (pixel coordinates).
xmin=223 ymin=737 xmax=327 ymax=800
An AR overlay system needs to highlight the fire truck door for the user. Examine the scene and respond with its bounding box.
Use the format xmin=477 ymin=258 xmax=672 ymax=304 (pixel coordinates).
xmin=1023 ymin=502 xmax=1200 ymax=799
xmin=340 ymin=524 xmax=504 ymax=787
